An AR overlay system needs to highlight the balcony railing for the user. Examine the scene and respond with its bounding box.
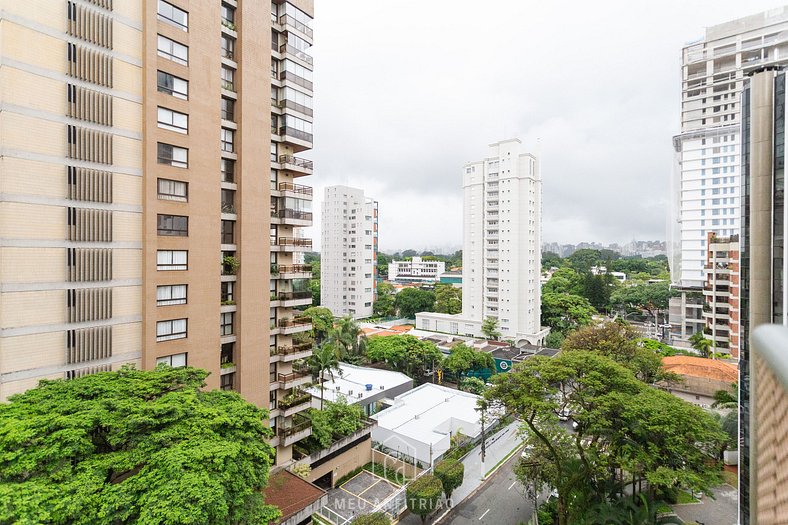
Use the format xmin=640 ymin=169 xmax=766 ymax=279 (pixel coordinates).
xmin=275 ymin=342 xmax=313 ymax=356
xmin=279 ymin=71 xmax=313 ymax=91
xmin=279 ymin=14 xmax=313 ymax=39
xmin=279 ymin=126 xmax=313 ymax=144
xmin=271 ymin=237 xmax=313 ymax=249
xmin=280 ymin=43 xmax=313 ymax=65
xmin=278 ymin=371 xmax=311 ymax=388
xmin=278 ymin=390 xmax=313 ymax=410
xmin=278 ymin=155 xmax=313 ymax=171
xmin=271 ymin=209 xmax=313 ymax=221
xmin=278 ymin=317 xmax=312 ymax=329
xmin=278 ymin=98 xmax=314 ymax=117
xmin=278 ymin=419 xmax=312 ymax=441
xmin=276 ymin=291 xmax=313 ymax=302
xmin=273 ymin=264 xmax=313 ymax=275
xmin=278 ymin=182 xmax=313 ymax=196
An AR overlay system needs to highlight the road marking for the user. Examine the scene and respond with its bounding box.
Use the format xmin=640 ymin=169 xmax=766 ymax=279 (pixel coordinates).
xmin=508 ymin=481 xmax=517 ymax=490
xmin=479 ymin=509 xmax=490 ymax=521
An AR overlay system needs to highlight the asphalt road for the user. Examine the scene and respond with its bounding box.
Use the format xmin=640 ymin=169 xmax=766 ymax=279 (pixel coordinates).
xmin=440 ymin=451 xmax=536 ymax=525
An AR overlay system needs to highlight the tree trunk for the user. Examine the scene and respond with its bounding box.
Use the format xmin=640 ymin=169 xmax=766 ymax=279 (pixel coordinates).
xmin=320 ymin=369 xmax=324 ymax=410
xmin=557 ymin=497 xmax=568 ymax=525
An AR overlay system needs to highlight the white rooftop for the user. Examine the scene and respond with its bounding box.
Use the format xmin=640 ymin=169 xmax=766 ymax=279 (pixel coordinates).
xmin=306 ymin=363 xmax=412 ymax=404
xmin=371 ymin=383 xmax=485 ymax=446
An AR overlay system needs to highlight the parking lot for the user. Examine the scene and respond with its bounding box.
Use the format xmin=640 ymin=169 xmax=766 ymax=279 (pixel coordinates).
xmin=323 ymin=470 xmax=400 ymax=523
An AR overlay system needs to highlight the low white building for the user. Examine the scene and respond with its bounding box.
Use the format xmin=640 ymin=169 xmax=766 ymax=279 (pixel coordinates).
xmin=389 ymin=257 xmax=446 ymax=283
xmin=307 ymin=363 xmax=412 ymax=416
xmin=371 ymin=383 xmax=496 ymax=466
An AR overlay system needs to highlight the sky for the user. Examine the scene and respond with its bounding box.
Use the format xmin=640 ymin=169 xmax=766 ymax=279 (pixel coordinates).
xmin=305 ymin=0 xmax=785 ymax=252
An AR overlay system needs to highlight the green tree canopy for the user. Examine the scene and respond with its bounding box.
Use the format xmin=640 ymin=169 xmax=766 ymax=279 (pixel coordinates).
xmin=373 ymin=281 xmax=396 ymax=318
xmin=541 ymin=292 xmax=596 ymax=334
xmin=395 ymin=288 xmax=436 ymax=319
xmin=433 ymin=284 xmax=462 ymax=315
xmin=543 ymin=268 xmax=584 ymax=296
xmin=610 ymin=281 xmax=673 ymax=320
xmin=303 ymin=306 xmax=334 ymax=343
xmin=481 ymin=317 xmax=501 ymax=341
xmin=332 ymin=316 xmax=368 ymax=364
xmin=366 ymin=335 xmax=443 ymax=380
xmin=459 ymin=376 xmax=487 ymax=395
xmin=405 ymin=474 xmax=443 ymax=524
xmin=308 ymin=396 xmax=365 ymax=449
xmin=350 ymin=512 xmax=390 ymax=525
xmin=434 ymin=459 xmax=464 ymax=503
xmin=443 ymin=344 xmax=495 ymax=377
xmin=308 ymin=341 xmax=342 ymax=409
xmin=541 ymin=251 xmax=562 ymax=270
xmin=567 ymin=249 xmax=603 ymax=273
xmin=0 ymin=366 xmax=280 ymax=525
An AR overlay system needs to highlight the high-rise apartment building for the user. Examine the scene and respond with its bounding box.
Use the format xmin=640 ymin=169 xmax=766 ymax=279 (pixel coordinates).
xmin=0 ymin=0 xmax=316 ymax=468
xmin=321 ymin=186 xmax=379 ymax=319
xmin=418 ymin=139 xmax=548 ymax=345
xmin=668 ymin=8 xmax=788 ymax=346
xmin=703 ymin=232 xmax=740 ymax=358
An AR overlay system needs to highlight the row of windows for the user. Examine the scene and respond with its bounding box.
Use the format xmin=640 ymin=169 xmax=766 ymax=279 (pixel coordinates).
xmin=156 ymin=312 xmax=235 ymax=342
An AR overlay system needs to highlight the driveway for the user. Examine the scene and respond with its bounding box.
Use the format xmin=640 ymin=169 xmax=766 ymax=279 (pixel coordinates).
xmin=672 ymin=485 xmax=738 ymax=525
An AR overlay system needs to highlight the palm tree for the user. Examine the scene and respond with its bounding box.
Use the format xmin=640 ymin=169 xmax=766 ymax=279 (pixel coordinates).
xmin=308 ymin=341 xmax=341 ymax=410
xmin=332 ymin=316 xmax=368 ymax=364
xmin=689 ymin=331 xmax=713 ymax=359
xmin=712 ymin=382 xmax=738 ymax=409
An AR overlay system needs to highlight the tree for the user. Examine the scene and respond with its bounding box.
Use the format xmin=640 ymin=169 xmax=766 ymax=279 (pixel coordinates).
xmin=459 ymin=376 xmax=487 ymax=395
xmin=610 ymin=282 xmax=674 ymax=324
xmin=308 ymin=341 xmax=342 ymax=410
xmin=484 ymin=351 xmax=725 ymax=525
xmin=0 ymin=366 xmax=280 ymax=525
xmin=434 ymin=284 xmax=462 ymax=314
xmin=567 ymin=249 xmax=602 ymax=273
xmin=712 ymin=383 xmax=738 ymax=409
xmin=395 ymin=287 xmax=436 ymax=319
xmin=350 ymin=512 xmax=390 ymax=525
xmin=333 ymin=316 xmax=368 ymax=364
xmin=303 ymin=306 xmax=334 ymax=344
xmin=366 ymin=335 xmax=444 ymax=380
xmin=405 ymin=474 xmax=443 ymax=524
xmin=542 ymin=251 xmax=563 ymax=270
xmin=689 ymin=331 xmax=713 ymax=359
xmin=434 ymin=459 xmax=464 ymax=505
xmin=373 ymin=281 xmax=396 ymax=318
xmin=308 ymin=396 xmax=365 ymax=448
xmin=481 ymin=317 xmax=501 ymax=341
xmin=443 ymin=344 xmax=495 ymax=378
xmin=543 ymin=267 xmax=584 ymax=296
xmin=541 ymin=293 xmax=596 ymax=334
xmin=309 ymin=260 xmax=321 ymax=306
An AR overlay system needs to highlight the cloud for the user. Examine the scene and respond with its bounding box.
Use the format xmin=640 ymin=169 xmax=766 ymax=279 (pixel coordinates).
xmin=305 ymin=0 xmax=781 ymax=251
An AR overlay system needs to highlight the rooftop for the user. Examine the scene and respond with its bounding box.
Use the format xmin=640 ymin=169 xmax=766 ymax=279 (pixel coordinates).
xmin=306 ymin=363 xmax=412 ymax=404
xmin=662 ymin=356 xmax=738 ymax=383
xmin=262 ymin=470 xmax=326 ymax=523
xmin=372 ymin=383 xmax=485 ymax=445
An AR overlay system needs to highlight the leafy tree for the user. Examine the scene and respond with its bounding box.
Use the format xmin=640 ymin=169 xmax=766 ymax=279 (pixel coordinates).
xmin=443 ymin=344 xmax=495 ymax=377
xmin=0 ymin=366 xmax=280 ymax=525
xmin=610 ymin=282 xmax=674 ymax=324
xmin=332 ymin=316 xmax=368 ymax=364
xmin=405 ymin=474 xmax=443 ymax=524
xmin=366 ymin=335 xmax=443 ymax=380
xmin=303 ymin=306 xmax=334 ymax=344
xmin=308 ymin=341 xmax=341 ymax=409
xmin=395 ymin=287 xmax=436 ymax=319
xmin=484 ymin=351 xmax=725 ymax=525
xmin=434 ymin=459 xmax=464 ymax=504
xmin=434 ymin=284 xmax=462 ymax=315
xmin=545 ymin=331 xmax=566 ymax=349
xmin=541 ymin=292 xmax=596 ymax=334
xmin=689 ymin=332 xmax=713 ymax=359
xmin=481 ymin=316 xmax=501 ymax=341
xmin=310 ymin=278 xmax=321 ymax=306
xmin=567 ymin=249 xmax=602 ymax=273
xmin=374 ymin=281 xmax=396 ymax=318
xmin=543 ymin=267 xmax=584 ymax=296
xmin=350 ymin=512 xmax=390 ymax=525
xmin=459 ymin=376 xmax=487 ymax=395
xmin=402 ymin=249 xmax=419 ymax=257
xmin=308 ymin=396 xmax=365 ymax=448
xmin=542 ymin=251 xmax=563 ymax=270
xmin=712 ymin=383 xmax=738 ymax=409
xmin=582 ymin=272 xmax=614 ymax=311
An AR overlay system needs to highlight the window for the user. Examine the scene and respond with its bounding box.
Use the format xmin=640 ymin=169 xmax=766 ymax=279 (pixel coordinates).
xmin=157 ymin=352 xmax=187 ymax=367
xmin=221 ymin=35 xmax=235 ymax=60
xmin=157 ymin=35 xmax=188 ymax=65
xmin=221 ymin=373 xmax=234 ymax=391
xmin=157 ymin=250 xmax=187 ymax=270
xmin=221 ymin=3 xmax=235 ymax=29
xmin=157 ymin=143 xmax=188 ymax=168
xmin=221 ymin=66 xmax=235 ymax=91
xmin=157 ymin=178 xmax=188 ymax=202
xmin=270 ymin=142 xmax=278 ymax=162
xmin=221 ymin=220 xmax=235 ymax=244
xmin=156 ymin=319 xmax=187 ymax=342
xmin=221 ymin=128 xmax=234 ymax=152
xmin=157 ymin=107 xmax=188 ymax=133
xmin=158 ymin=214 xmax=188 ymax=236
xmin=221 ymin=281 xmax=234 ymax=304
xmin=220 ymin=312 xmax=234 ymax=336
xmin=157 ymin=284 xmax=187 ymax=306
xmin=221 ymin=97 xmax=235 ymax=122
xmin=221 ymin=342 xmax=234 ymax=364
xmin=221 ymin=159 xmax=235 ymax=182
xmin=157 ymin=71 xmax=188 ymax=99
xmin=157 ymin=0 xmax=188 ymax=30
xmin=221 ymin=189 xmax=235 ymax=213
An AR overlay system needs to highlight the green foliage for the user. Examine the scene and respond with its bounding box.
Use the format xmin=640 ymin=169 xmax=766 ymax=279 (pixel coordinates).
xmin=543 ymin=268 xmax=584 ymax=296
xmin=433 ymin=284 xmax=462 ymax=315
xmin=308 ymin=397 xmax=365 ymax=449
xmin=434 ymin=459 xmax=464 ymax=501
xmin=395 ymin=287 xmax=436 ymax=319
xmin=484 ymin=351 xmax=726 ymax=525
xmin=0 ymin=366 xmax=280 ymax=525
xmin=689 ymin=332 xmax=713 ymax=359
xmin=610 ymin=281 xmax=674 ymax=319
xmin=721 ymin=410 xmax=738 ymax=448
xmin=545 ymin=331 xmax=566 ymax=349
xmin=373 ymin=282 xmax=396 ymax=318
xmin=481 ymin=317 xmax=501 ymax=340
xmin=405 ymin=474 xmax=443 ymax=523
xmin=332 ymin=316 xmax=368 ymax=364
xmin=459 ymin=376 xmax=487 ymax=395
xmin=712 ymin=383 xmax=738 ymax=410
xmin=567 ymin=249 xmax=603 ymax=273
xmin=542 ymin=251 xmax=562 ymax=270
xmin=541 ymin=292 xmax=596 ymax=334
xmin=443 ymin=344 xmax=495 ymax=377
xmin=366 ymin=335 xmax=443 ymax=380
xmin=350 ymin=512 xmax=390 ymax=525
xmin=310 ymin=278 xmax=321 ymax=306
xmin=308 ymin=341 xmax=341 ymax=409
xmin=303 ymin=306 xmax=334 ymax=343
xmin=222 ymin=255 xmax=240 ymax=275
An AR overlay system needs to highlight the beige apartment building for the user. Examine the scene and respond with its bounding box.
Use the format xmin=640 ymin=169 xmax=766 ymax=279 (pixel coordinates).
xmin=0 ymin=0 xmax=315 ymax=467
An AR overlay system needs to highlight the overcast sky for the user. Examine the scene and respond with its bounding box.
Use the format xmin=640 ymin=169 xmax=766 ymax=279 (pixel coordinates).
xmin=305 ymin=1 xmax=785 ymax=253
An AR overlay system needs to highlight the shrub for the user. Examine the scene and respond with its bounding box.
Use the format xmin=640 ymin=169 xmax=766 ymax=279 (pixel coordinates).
xmin=434 ymin=459 xmax=464 ymax=502
xmin=406 ymin=474 xmax=443 ymax=524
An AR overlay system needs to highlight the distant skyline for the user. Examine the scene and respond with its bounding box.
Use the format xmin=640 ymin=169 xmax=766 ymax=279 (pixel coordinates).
xmin=305 ymin=1 xmax=786 ymax=251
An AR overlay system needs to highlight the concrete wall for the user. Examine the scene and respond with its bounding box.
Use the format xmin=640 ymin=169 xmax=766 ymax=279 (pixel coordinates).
xmin=308 ymin=437 xmax=372 ymax=488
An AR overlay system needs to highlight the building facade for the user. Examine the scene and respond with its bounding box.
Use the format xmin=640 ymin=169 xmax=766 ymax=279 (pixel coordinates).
xmin=321 ymin=185 xmax=378 ymax=319
xmin=703 ymin=233 xmax=740 ymax=358
xmin=668 ymin=8 xmax=788 ymax=346
xmin=418 ymin=139 xmax=548 ymax=345
xmin=0 ymin=0 xmax=316 ymax=468
xmin=389 ymin=256 xmax=445 ymax=283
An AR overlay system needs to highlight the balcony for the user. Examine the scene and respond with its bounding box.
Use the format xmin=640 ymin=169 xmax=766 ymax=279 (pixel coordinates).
xmin=278 ymin=317 xmax=313 ymax=335
xmin=279 ymin=43 xmax=313 ymax=66
xmin=278 ymin=371 xmax=312 ymax=389
xmin=271 ymin=208 xmax=313 ymax=226
xmin=279 ymin=126 xmax=313 ymax=151
xmin=279 ymin=14 xmax=314 ymax=40
xmin=278 ymin=390 xmax=313 ymax=417
xmin=277 ymin=97 xmax=313 ymax=117
xmin=271 ymin=237 xmax=313 ymax=252
xmin=279 ymin=71 xmax=313 ymax=92
xmin=273 ymin=264 xmax=313 ymax=279
xmin=275 ymin=290 xmax=313 ymax=307
xmin=277 ymin=182 xmax=313 ymax=199
xmin=273 ymin=342 xmax=314 ymax=362
xmin=278 ymin=155 xmax=313 ymax=176
xmin=278 ymin=415 xmax=313 ymax=447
